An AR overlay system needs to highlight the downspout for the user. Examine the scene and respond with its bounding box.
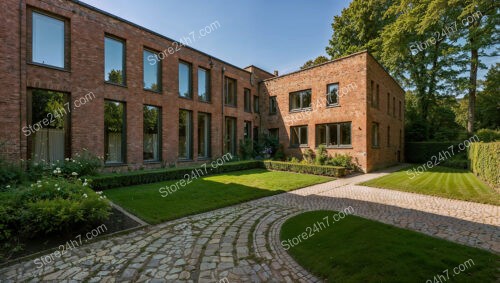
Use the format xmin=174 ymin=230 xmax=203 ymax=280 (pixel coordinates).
xmin=221 ymin=66 xmax=225 ymax=155
xmin=19 ymin=0 xmax=24 ymax=162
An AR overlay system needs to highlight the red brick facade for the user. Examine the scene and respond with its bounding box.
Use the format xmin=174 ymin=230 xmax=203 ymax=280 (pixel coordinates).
xmin=0 ymin=0 xmax=404 ymax=172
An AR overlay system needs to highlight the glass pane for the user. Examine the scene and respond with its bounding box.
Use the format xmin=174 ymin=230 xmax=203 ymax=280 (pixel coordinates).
xmin=198 ymin=69 xmax=209 ymax=101
xmin=291 ymin=127 xmax=300 ymax=145
xmin=105 ymin=101 xmax=125 ymax=163
xmin=270 ymin=97 xmax=277 ymax=113
xmin=143 ymin=50 xmax=160 ymax=91
xmin=302 ymin=91 xmax=311 ymax=108
xmin=32 ymin=12 xmax=65 ymax=68
xmin=327 ymin=84 xmax=338 ymax=105
xmin=198 ymin=113 xmax=210 ymax=157
xmin=372 ymin=123 xmax=378 ymax=146
xmin=225 ymin=118 xmax=236 ymax=154
xmin=105 ymin=37 xmax=124 ymax=84
xmin=179 ymin=110 xmax=191 ymax=159
xmin=143 ymin=106 xmax=160 ymax=161
xmin=316 ymin=125 xmax=326 ymax=146
xmin=300 ymin=126 xmax=308 ymax=145
xmin=328 ymin=124 xmax=339 ymax=146
xmin=179 ymin=62 xmax=191 ymax=98
xmin=290 ymin=93 xmax=301 ymax=110
xmin=340 ymin=123 xmax=351 ymax=145
xmin=254 ymin=96 xmax=259 ymax=113
xmin=225 ymin=78 xmax=236 ymax=105
xmin=244 ymin=89 xmax=251 ymax=111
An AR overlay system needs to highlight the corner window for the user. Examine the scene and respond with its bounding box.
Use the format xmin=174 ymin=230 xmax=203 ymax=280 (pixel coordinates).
xmin=198 ymin=68 xmax=210 ymax=102
xmin=316 ymin=122 xmax=351 ymax=147
xmin=179 ymin=110 xmax=193 ymax=159
xmin=198 ymin=112 xmax=211 ymax=158
xmin=105 ymin=101 xmax=126 ymax=163
xmin=291 ymin=125 xmax=308 ymax=147
xmin=290 ymin=90 xmax=312 ymax=111
xmin=327 ymin=84 xmax=339 ymax=106
xmin=269 ymin=96 xmax=278 ymax=114
xmin=224 ymin=77 xmax=237 ymax=106
xmin=143 ymin=49 xmax=161 ymax=92
xmin=31 ymin=11 xmax=66 ymax=68
xmin=244 ymin=89 xmax=251 ymax=112
xmin=253 ymin=96 xmax=260 ymax=113
xmin=143 ymin=105 xmax=161 ymax=161
xmin=372 ymin=122 xmax=380 ymax=147
xmin=179 ymin=61 xmax=192 ymax=98
xmin=104 ymin=36 xmax=125 ymax=85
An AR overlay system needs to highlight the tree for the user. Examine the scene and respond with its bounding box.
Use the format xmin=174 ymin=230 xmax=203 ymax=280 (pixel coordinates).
xmin=107 ymin=69 xmax=123 ymax=85
xmin=476 ymin=63 xmax=500 ymax=129
xmin=301 ymin=56 xmax=330 ymax=69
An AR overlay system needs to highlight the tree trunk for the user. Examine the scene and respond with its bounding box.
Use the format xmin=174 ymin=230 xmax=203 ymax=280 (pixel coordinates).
xmin=468 ymin=48 xmax=478 ymax=134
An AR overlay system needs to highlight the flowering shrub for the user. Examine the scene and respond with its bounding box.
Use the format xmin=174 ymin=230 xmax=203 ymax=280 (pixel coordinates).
xmin=50 ymin=149 xmax=103 ymax=177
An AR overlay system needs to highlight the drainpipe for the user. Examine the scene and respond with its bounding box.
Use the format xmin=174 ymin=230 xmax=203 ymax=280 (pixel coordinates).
xmin=19 ymin=0 xmax=24 ymax=162
xmin=221 ymin=66 xmax=225 ymax=156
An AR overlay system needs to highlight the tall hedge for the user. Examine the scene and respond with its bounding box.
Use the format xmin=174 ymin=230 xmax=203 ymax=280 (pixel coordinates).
xmin=468 ymin=142 xmax=499 ymax=189
xmin=405 ymin=142 xmax=466 ymax=163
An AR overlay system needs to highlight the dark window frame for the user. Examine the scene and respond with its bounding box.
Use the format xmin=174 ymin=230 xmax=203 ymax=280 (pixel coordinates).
xmin=244 ymin=120 xmax=252 ymax=140
xmin=224 ymin=76 xmax=237 ymax=107
xmin=253 ymin=95 xmax=260 ymax=113
xmin=289 ymin=89 xmax=312 ymax=112
xmin=178 ymin=60 xmax=193 ymax=99
xmin=244 ymin=89 xmax=252 ymax=112
xmin=326 ymin=83 xmax=339 ymax=106
xmin=315 ymin=122 xmax=352 ymax=148
xmin=224 ymin=116 xmax=237 ymax=155
xmin=143 ymin=105 xmax=162 ymax=162
xmin=143 ymin=48 xmax=162 ymax=93
xmin=104 ymin=99 xmax=127 ymax=165
xmin=269 ymin=96 xmax=278 ymax=115
xmin=197 ymin=112 xmax=211 ymax=158
xmin=290 ymin=125 xmax=308 ymax=147
xmin=178 ymin=109 xmax=193 ymax=160
xmin=372 ymin=122 xmax=380 ymax=148
xmin=104 ymin=34 xmax=127 ymax=86
xmin=198 ymin=67 xmax=211 ymax=102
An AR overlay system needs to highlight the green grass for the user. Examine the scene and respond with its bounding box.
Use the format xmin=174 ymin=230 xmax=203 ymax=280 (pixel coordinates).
xmin=360 ymin=166 xmax=500 ymax=205
xmin=103 ymin=169 xmax=332 ymax=224
xmin=281 ymin=211 xmax=499 ymax=283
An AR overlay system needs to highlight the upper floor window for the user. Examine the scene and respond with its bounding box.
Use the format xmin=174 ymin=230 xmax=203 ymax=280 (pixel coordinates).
xmin=198 ymin=68 xmax=210 ymax=102
xmin=32 ymin=11 xmax=66 ymax=69
xmin=327 ymin=84 xmax=339 ymax=106
xmin=372 ymin=84 xmax=380 ymax=108
xmin=290 ymin=90 xmax=312 ymax=111
xmin=179 ymin=61 xmax=192 ymax=98
xmin=393 ymin=97 xmax=396 ymax=117
xmin=399 ymin=100 xmax=402 ymax=119
xmin=253 ymin=96 xmax=260 ymax=113
xmin=104 ymin=36 xmax=125 ymax=85
xmin=224 ymin=77 xmax=237 ymax=106
xmin=387 ymin=93 xmax=391 ymax=115
xmin=143 ymin=49 xmax=161 ymax=92
xmin=269 ymin=96 xmax=278 ymax=114
xmin=244 ymin=89 xmax=251 ymax=112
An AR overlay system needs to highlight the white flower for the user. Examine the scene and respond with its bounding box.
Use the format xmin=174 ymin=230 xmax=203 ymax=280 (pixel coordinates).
xmin=72 ymin=160 xmax=76 ymax=163
xmin=83 ymin=182 xmax=88 ymax=186
xmin=56 ymin=167 xmax=61 ymax=171
xmin=83 ymin=193 xmax=88 ymax=198
xmin=96 ymin=191 xmax=102 ymax=195
xmin=6 ymin=185 xmax=10 ymax=189
xmin=57 ymin=188 xmax=61 ymax=191
xmin=71 ymin=172 xmax=78 ymax=176
xmin=53 ymin=170 xmax=58 ymax=174
xmin=37 ymin=180 xmax=42 ymax=184
xmin=37 ymin=184 xmax=42 ymax=188
xmin=65 ymin=158 xmax=70 ymax=161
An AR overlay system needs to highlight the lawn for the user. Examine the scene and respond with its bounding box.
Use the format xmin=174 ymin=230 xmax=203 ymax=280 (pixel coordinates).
xmin=281 ymin=211 xmax=499 ymax=283
xmin=359 ymin=166 xmax=499 ymax=205
xmin=104 ymin=169 xmax=332 ymax=224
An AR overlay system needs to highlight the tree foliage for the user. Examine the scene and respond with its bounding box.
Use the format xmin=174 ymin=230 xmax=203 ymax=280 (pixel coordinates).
xmin=301 ymin=56 xmax=330 ymax=69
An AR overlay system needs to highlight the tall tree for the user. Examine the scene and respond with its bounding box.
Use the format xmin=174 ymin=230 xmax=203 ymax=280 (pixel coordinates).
xmin=301 ymin=56 xmax=330 ymax=69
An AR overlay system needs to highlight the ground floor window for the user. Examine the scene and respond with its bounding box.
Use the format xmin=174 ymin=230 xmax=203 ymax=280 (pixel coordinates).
xmin=316 ymin=123 xmax=351 ymax=147
xmin=29 ymin=89 xmax=69 ymax=163
xmin=253 ymin=127 xmax=259 ymax=144
xmin=291 ymin=125 xmax=308 ymax=147
xmin=105 ymin=100 xmax=126 ymax=163
xmin=244 ymin=121 xmax=252 ymax=140
xmin=143 ymin=105 xmax=161 ymax=161
xmin=198 ymin=112 xmax=210 ymax=158
xmin=224 ymin=117 xmax=237 ymax=155
xmin=372 ymin=122 xmax=380 ymax=147
xmin=179 ymin=109 xmax=193 ymax=159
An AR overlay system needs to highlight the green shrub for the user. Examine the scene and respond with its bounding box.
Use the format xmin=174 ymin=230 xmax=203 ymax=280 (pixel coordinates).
xmin=263 ymin=161 xmax=346 ymax=177
xmin=326 ymin=153 xmax=355 ymax=170
xmin=468 ymin=142 xmax=499 ymax=189
xmin=239 ymin=139 xmax=254 ymax=160
xmin=315 ymin=145 xmax=328 ymax=165
xmin=476 ymin=129 xmax=500 ymax=142
xmin=274 ymin=144 xmax=286 ymax=161
xmin=0 ymin=159 xmax=26 ymax=189
xmin=289 ymin=157 xmax=300 ymax=163
xmin=303 ymin=149 xmax=315 ymax=163
xmin=91 ymin=160 xmax=263 ymax=190
xmin=50 ymin=149 xmax=102 ymax=177
xmin=405 ymin=142 xmax=466 ymax=163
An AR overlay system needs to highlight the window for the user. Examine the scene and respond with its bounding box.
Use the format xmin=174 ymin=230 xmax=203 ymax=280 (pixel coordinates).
xmin=224 ymin=117 xmax=237 ymax=155
xmin=179 ymin=110 xmax=193 ymax=159
xmin=290 ymin=90 xmax=312 ymax=111
xmin=387 ymin=93 xmax=391 ymax=115
xmin=269 ymin=96 xmax=278 ymax=114
xmin=253 ymin=127 xmax=259 ymax=144
xmin=104 ymin=36 xmax=125 ymax=85
xmin=244 ymin=121 xmax=252 ymax=140
xmin=372 ymin=122 xmax=380 ymax=147
xmin=244 ymin=89 xmax=251 ymax=112
xmin=179 ymin=61 xmax=192 ymax=98
xmin=291 ymin=126 xmax=308 ymax=147
xmin=31 ymin=11 xmax=66 ymax=68
xmin=29 ymin=89 xmax=69 ymax=163
xmin=387 ymin=126 xmax=391 ymax=147
xmin=399 ymin=129 xmax=402 ymax=148
xmin=268 ymin=128 xmax=279 ymax=141
xmin=198 ymin=68 xmax=210 ymax=102
xmin=253 ymin=96 xmax=260 ymax=113
xmin=370 ymin=81 xmax=374 ymax=106
xmin=198 ymin=112 xmax=211 ymax=158
xmin=374 ymin=84 xmax=380 ymax=108
xmin=143 ymin=49 xmax=161 ymax=92
xmin=315 ymin=122 xmax=351 ymax=147
xmin=224 ymin=77 xmax=237 ymax=106
xmin=327 ymin=83 xmax=339 ymax=106
xmin=399 ymin=100 xmax=402 ymax=119
xmin=393 ymin=97 xmax=396 ymax=117
xmin=105 ymin=101 xmax=126 ymax=163
xmin=143 ymin=106 xmax=161 ymax=161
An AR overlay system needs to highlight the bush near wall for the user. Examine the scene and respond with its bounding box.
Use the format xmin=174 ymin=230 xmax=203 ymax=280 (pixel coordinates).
xmin=468 ymin=142 xmax=500 ymax=189
xmin=262 ymin=161 xmax=346 ymax=177
xmin=91 ymin=161 xmax=263 ymax=190
xmin=405 ymin=142 xmax=466 ymax=163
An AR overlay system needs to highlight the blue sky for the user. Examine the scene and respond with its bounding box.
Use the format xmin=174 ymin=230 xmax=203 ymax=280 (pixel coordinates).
xmin=81 ymin=0 xmax=497 ymax=79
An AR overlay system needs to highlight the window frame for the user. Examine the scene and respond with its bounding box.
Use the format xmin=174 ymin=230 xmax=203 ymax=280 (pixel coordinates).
xmin=104 ymin=34 xmax=126 ymax=86
xmin=224 ymin=76 xmax=237 ymax=107
xmin=244 ymin=121 xmax=252 ymax=140
xmin=326 ymin=83 xmax=339 ymax=107
xmin=197 ymin=112 xmax=211 ymax=158
xmin=269 ymin=96 xmax=278 ymax=115
xmin=143 ymin=48 xmax=162 ymax=93
xmin=253 ymin=95 xmax=260 ymax=113
xmin=372 ymin=122 xmax=380 ymax=148
xmin=178 ymin=60 xmax=193 ymax=99
xmin=224 ymin=116 xmax=237 ymax=155
xmin=143 ymin=105 xmax=162 ymax=162
xmin=289 ymin=89 xmax=312 ymax=112
xmin=244 ymin=89 xmax=252 ymax=112
xmin=290 ymin=125 xmax=308 ymax=147
xmin=104 ymin=100 xmax=127 ymax=165
xmin=198 ymin=67 xmax=211 ymax=102
xmin=315 ymin=122 xmax=352 ymax=148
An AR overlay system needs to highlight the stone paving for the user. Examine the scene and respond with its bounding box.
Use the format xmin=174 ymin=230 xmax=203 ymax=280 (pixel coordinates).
xmin=1 ymin=165 xmax=499 ymax=282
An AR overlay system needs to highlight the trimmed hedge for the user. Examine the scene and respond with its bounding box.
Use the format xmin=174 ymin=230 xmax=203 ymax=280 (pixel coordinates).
xmin=405 ymin=142 xmax=466 ymax=163
xmin=262 ymin=161 xmax=346 ymax=177
xmin=468 ymin=142 xmax=499 ymax=189
xmin=91 ymin=161 xmax=263 ymax=190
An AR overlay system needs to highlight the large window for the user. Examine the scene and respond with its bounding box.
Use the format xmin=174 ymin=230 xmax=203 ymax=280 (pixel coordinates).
xmin=269 ymin=96 xmax=278 ymax=114
xmin=253 ymin=96 xmax=260 ymax=113
xmin=244 ymin=121 xmax=252 ymax=140
xmin=32 ymin=11 xmax=66 ymax=68
xmin=143 ymin=49 xmax=161 ymax=92
xmin=179 ymin=110 xmax=193 ymax=159
xmin=224 ymin=117 xmax=237 ymax=155
xmin=316 ymin=122 xmax=351 ymax=147
xmin=372 ymin=122 xmax=380 ymax=147
xmin=198 ymin=68 xmax=210 ymax=102
xmin=30 ymin=89 xmax=69 ymax=163
xmin=290 ymin=90 xmax=312 ymax=111
xmin=105 ymin=101 xmax=126 ymax=163
xmin=244 ymin=89 xmax=251 ymax=112
xmin=179 ymin=61 xmax=192 ymax=98
xmin=143 ymin=105 xmax=161 ymax=161
xmin=198 ymin=112 xmax=211 ymax=158
xmin=224 ymin=77 xmax=237 ymax=106
xmin=104 ymin=36 xmax=125 ymax=85
xmin=327 ymin=83 xmax=339 ymax=106
xmin=291 ymin=126 xmax=308 ymax=147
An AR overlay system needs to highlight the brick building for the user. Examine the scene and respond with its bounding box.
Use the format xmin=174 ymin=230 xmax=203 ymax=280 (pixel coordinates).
xmin=0 ymin=0 xmax=404 ymax=173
